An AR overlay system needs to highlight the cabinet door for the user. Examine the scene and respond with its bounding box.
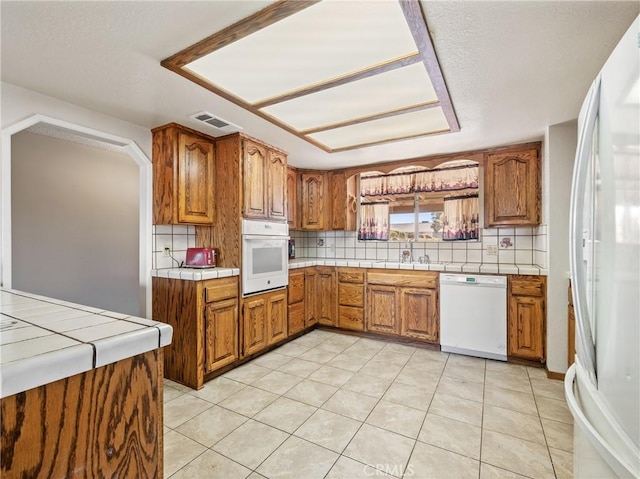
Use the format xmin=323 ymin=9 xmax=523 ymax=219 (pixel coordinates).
xmin=267 ymin=291 xmax=288 ymax=345
xmin=243 ymin=140 xmax=268 ymax=219
xmin=301 ymin=172 xmax=325 ymax=230
xmin=242 ymin=296 xmax=267 ymax=357
xmin=267 ymin=150 xmax=287 ymax=221
xmin=317 ymin=267 xmax=337 ymax=326
xmin=205 ymin=298 xmax=239 ymax=372
xmin=288 ymin=302 xmax=305 ymax=335
xmin=286 ymin=166 xmax=298 ymax=229
xmin=366 ymin=284 xmax=399 ymax=335
xmin=305 ymin=268 xmax=318 ymax=327
xmin=288 ymin=270 xmax=305 ymax=304
xmin=400 ymin=288 xmax=438 ymax=342
xmin=508 ymin=295 xmax=545 ymax=360
xmin=177 ymin=132 xmax=215 ymax=224
xmin=328 ymin=171 xmax=347 ymax=230
xmin=485 ymin=147 xmax=540 ymax=226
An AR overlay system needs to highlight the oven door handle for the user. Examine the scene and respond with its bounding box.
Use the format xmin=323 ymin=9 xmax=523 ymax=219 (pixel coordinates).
xmin=242 ymin=235 xmax=289 ymax=241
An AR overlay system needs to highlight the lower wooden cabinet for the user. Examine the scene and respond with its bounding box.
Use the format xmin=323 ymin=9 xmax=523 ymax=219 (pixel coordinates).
xmin=400 ymin=287 xmax=438 ymax=342
xmin=242 ymin=289 xmax=288 ymax=358
xmin=317 ymin=266 xmax=337 ymax=326
xmin=367 ymin=284 xmax=400 ymax=335
xmin=288 ymin=269 xmax=306 ymax=335
xmin=337 ymin=268 xmax=365 ymax=331
xmin=508 ymin=275 xmax=546 ymax=361
xmin=205 ymin=299 xmax=239 ymax=372
xmin=305 ymin=268 xmax=319 ymax=327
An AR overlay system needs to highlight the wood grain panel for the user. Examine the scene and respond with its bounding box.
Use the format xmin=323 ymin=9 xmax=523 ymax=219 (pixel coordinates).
xmin=267 ymin=291 xmax=288 ymax=345
xmin=205 ymin=298 xmax=239 ymax=371
xmin=286 ymin=166 xmax=298 ymax=229
xmin=400 ymin=287 xmax=438 ymax=342
xmin=300 ymin=172 xmax=325 ymax=230
xmin=288 ymin=270 xmax=305 ymax=304
xmin=204 ymin=277 xmax=238 ymax=303
xmin=328 ymin=171 xmax=347 ymax=230
xmin=242 ymin=296 xmax=267 ymax=357
xmin=305 ymin=268 xmax=318 ymax=327
xmin=267 ymin=150 xmax=287 ymax=221
xmin=337 ymin=268 xmax=365 ymax=284
xmin=510 ymin=276 xmax=544 ymax=297
xmin=288 ymin=302 xmax=305 ymax=335
xmin=338 ymin=305 xmax=364 ymax=331
xmin=317 ymin=267 xmax=337 ymax=326
xmin=243 ymin=140 xmax=268 ymax=219
xmin=152 ymin=125 xmax=177 ymax=224
xmin=177 ymin=132 xmax=215 ymax=223
xmin=366 ymin=284 xmax=399 ymax=335
xmin=338 ymin=283 xmax=364 ymax=308
xmin=367 ymin=270 xmax=438 ymax=289
xmin=1 ymin=351 xmax=162 ymax=479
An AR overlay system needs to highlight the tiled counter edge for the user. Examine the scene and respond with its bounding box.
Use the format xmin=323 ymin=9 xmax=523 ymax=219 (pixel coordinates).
xmin=150 ymin=267 xmax=240 ymax=281
xmin=0 ymin=289 xmax=173 ymax=398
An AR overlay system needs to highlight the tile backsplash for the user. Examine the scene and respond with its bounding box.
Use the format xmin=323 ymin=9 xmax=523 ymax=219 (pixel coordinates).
xmin=291 ymin=225 xmax=547 ymax=268
xmin=152 ymin=225 xmax=196 ymax=269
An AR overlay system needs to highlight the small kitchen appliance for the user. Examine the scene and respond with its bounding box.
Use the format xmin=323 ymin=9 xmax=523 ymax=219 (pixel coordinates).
xmin=288 ymin=239 xmax=296 ymax=259
xmin=185 ymin=247 xmax=216 ymax=268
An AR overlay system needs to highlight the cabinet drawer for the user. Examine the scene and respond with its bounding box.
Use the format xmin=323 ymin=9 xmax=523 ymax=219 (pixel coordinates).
xmin=510 ymin=276 xmax=544 ymax=297
xmin=204 ymin=277 xmax=238 ymax=303
xmin=288 ymin=302 xmax=305 ymax=335
xmin=367 ymin=270 xmax=438 ymax=289
xmin=338 ymin=269 xmax=364 ymax=284
xmin=338 ymin=306 xmax=364 ymax=331
xmin=288 ymin=272 xmax=305 ymax=304
xmin=338 ymin=283 xmax=364 ymax=307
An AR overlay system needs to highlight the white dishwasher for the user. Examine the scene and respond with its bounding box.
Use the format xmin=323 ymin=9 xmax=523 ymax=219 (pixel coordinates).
xmin=440 ymin=273 xmax=507 ymax=361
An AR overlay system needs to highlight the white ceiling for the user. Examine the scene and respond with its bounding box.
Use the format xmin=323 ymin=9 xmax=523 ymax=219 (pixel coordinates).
xmin=2 ymin=1 xmax=638 ymax=169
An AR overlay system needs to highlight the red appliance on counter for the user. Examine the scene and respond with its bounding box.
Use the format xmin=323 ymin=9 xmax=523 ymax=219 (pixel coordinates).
xmin=185 ymin=248 xmax=216 ymax=268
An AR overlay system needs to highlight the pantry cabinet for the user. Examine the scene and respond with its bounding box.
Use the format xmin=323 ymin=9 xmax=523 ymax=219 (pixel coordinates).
xmin=300 ymin=171 xmax=326 ymax=230
xmin=286 ymin=166 xmax=299 ymax=229
xmin=508 ymin=275 xmax=546 ymax=361
xmin=243 ymin=139 xmax=287 ymax=222
xmin=485 ymin=145 xmax=541 ymax=227
xmin=337 ymin=268 xmax=365 ymax=331
xmin=152 ymin=123 xmax=215 ymax=225
xmin=242 ymin=289 xmax=288 ymax=357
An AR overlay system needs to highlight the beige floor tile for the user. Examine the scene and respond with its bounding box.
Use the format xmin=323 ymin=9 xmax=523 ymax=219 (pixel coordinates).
xmin=382 ymin=342 xmax=417 ymax=355
xmin=164 ymin=385 xmax=185 ymax=403
xmin=447 ymin=354 xmax=486 ymax=370
xmin=407 ymin=441 xmax=479 ymax=479
xmin=481 ymin=429 xmax=555 ymax=479
xmin=253 ymin=396 xmax=317 ymax=433
xmin=342 ymin=373 xmax=392 ymax=398
xmin=483 ymin=404 xmax=546 ymax=445
xmin=480 ymin=462 xmax=530 ymax=479
xmin=342 ymin=340 xmax=385 ymax=359
xmin=316 ymin=339 xmax=351 ymax=354
xmin=275 ymin=340 xmax=311 ymax=357
xmin=443 ymin=363 xmax=486 ymax=384
xmin=326 ymin=456 xmax=393 ymax=478
xmin=485 ymin=360 xmax=529 ymax=378
xmin=218 ymin=386 xmax=279 ymax=417
xmin=175 ymin=404 xmax=247 ymax=447
xmin=164 ymin=379 xmax=193 ymax=393
xmin=394 ymin=368 xmax=441 ymax=390
xmin=359 ymin=359 xmax=404 ymax=380
xmin=436 ymin=375 xmax=485 ymax=402
xmin=536 ymin=396 xmax=574 ymax=424
xmin=222 ymin=363 xmax=272 ymax=385
xmin=323 ymin=333 xmax=360 ymax=347
xmin=291 ymin=333 xmax=327 ymax=348
xmin=284 ymin=379 xmax=338 ymax=407
xmin=366 ymin=400 xmax=426 ymax=439
xmin=527 ymin=366 xmax=548 ymax=380
xmin=256 ymin=435 xmax=339 ymax=479
xmin=212 ymin=419 xmax=289 ymax=469
xmin=541 ymin=417 xmax=574 ymax=452
xmin=251 ymin=370 xmax=302 ymax=395
xmin=429 ymin=392 xmax=483 ymax=426
xmin=326 ymin=352 xmax=370 ymax=372
xmin=247 ymin=473 xmax=267 ymax=479
xmin=484 ymin=384 xmax=538 ymax=416
xmin=163 ymin=430 xmax=206 ymax=478
xmin=531 ymin=377 xmax=566 ymax=401
xmin=163 ymin=425 xmax=171 ymax=435
xmin=169 ymin=449 xmax=251 ymax=479
xmin=404 ymin=355 xmax=447 ymax=375
xmin=383 ymin=382 xmax=434 ymax=411
xmin=485 ymin=370 xmax=533 ymax=394
xmin=250 ymin=351 xmax=292 ymax=370
xmin=549 ymin=446 xmax=573 ymax=479
xmin=308 ymin=365 xmax=354 ymax=387
xmin=277 ymin=357 xmax=321 ymax=378
xmin=343 ymin=424 xmax=415 ymax=477
xmin=373 ymin=350 xmax=412 ymax=367
xmin=190 ymin=377 xmax=245 ymax=404
xmin=418 ymin=413 xmax=482 ymax=460
xmin=411 ymin=348 xmax=449 ymax=363
xmin=294 ymin=409 xmax=361 ymax=453
xmin=299 ymin=346 xmax=339 ymax=363
xmin=164 ymin=394 xmax=213 ymax=429
xmin=322 ymin=389 xmax=379 ymax=421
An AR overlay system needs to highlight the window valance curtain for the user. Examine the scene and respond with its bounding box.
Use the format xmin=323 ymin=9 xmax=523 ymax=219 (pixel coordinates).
xmin=360 ymin=165 xmax=478 ymax=197
xmin=358 ymin=202 xmax=389 ymax=241
xmin=443 ymin=194 xmax=479 ymax=241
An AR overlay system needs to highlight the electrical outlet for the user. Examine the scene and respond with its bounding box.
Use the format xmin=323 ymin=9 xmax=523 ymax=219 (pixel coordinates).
xmin=486 ymin=245 xmax=498 ymax=255
xmin=163 ymin=247 xmax=171 ymax=257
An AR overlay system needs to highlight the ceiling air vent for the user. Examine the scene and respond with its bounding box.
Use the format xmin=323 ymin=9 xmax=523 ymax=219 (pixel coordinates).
xmin=190 ymin=111 xmax=242 ymax=133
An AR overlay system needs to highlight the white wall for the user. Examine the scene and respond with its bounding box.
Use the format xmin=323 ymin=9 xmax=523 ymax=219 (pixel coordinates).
xmin=545 ymin=120 xmax=578 ymax=374
xmin=12 ymin=131 xmax=141 ymax=315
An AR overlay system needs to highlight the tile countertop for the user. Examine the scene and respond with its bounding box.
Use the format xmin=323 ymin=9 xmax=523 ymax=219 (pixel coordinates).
xmin=289 ymin=258 xmax=547 ymax=276
xmin=150 ymin=267 xmax=240 ymax=281
xmin=0 ymin=288 xmax=173 ymax=399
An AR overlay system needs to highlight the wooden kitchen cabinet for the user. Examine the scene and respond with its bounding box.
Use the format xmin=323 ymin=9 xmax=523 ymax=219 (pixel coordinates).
xmin=367 ymin=284 xmax=400 ymax=335
xmin=242 ymin=289 xmax=288 ymax=357
xmin=485 ymin=144 xmax=541 ymax=226
xmin=328 ymin=172 xmax=358 ymax=231
xmin=243 ymin=139 xmax=287 ymax=222
xmin=400 ymin=287 xmax=438 ymax=342
xmin=317 ymin=266 xmax=337 ymax=326
xmin=153 ymin=275 xmax=238 ymax=389
xmin=508 ymin=275 xmax=546 ymax=361
xmin=288 ymin=269 xmax=306 ymax=334
xmin=300 ymin=171 xmax=326 ymax=230
xmin=152 ymin=123 xmax=215 ymax=225
xmin=286 ymin=166 xmax=299 ymax=229
xmin=337 ymin=268 xmax=365 ymax=331
xmin=305 ymin=267 xmax=319 ymax=327
xmin=267 ymin=290 xmax=288 ymax=345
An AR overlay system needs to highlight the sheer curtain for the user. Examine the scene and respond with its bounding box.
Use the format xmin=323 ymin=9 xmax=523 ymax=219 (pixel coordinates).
xmin=443 ymin=195 xmax=479 ymax=241
xmin=358 ymin=202 xmax=389 ymax=240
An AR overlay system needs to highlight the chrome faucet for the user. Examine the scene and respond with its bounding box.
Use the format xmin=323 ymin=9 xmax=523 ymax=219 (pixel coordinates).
xmin=418 ymin=254 xmax=431 ymax=264
xmin=401 ymin=240 xmax=414 ymax=263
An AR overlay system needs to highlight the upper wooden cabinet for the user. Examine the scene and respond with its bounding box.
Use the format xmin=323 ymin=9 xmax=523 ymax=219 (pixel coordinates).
xmin=300 ymin=171 xmax=326 ymax=230
xmin=328 ymin=172 xmax=358 ymax=231
xmin=152 ymin=123 xmax=215 ymax=225
xmin=243 ymin=139 xmax=287 ymax=222
xmin=286 ymin=166 xmax=299 ymax=229
xmin=485 ymin=145 xmax=541 ymax=227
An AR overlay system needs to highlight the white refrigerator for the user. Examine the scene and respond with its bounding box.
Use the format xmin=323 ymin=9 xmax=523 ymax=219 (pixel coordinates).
xmin=565 ymin=15 xmax=639 ymax=478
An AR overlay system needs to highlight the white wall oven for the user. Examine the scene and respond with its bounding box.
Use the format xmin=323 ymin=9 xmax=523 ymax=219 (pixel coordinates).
xmin=241 ymin=219 xmax=289 ymax=296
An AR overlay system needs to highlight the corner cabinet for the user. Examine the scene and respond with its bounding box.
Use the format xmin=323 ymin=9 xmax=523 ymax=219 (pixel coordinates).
xmin=485 ymin=144 xmax=541 ymax=227
xmin=508 ymin=275 xmax=546 ymax=362
xmin=243 ymin=139 xmax=287 ymax=222
xmin=328 ymin=172 xmax=358 ymax=231
xmin=152 ymin=123 xmax=215 ymax=225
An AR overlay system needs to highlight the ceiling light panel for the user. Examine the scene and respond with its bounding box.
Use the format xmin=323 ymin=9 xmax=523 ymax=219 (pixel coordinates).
xmin=184 ymin=0 xmax=418 ymax=104
xmin=261 ymin=63 xmax=438 ymax=131
xmin=308 ymin=107 xmax=450 ymax=150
